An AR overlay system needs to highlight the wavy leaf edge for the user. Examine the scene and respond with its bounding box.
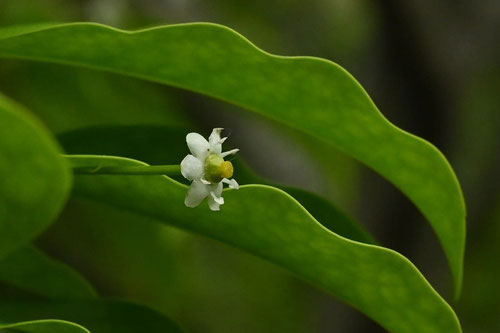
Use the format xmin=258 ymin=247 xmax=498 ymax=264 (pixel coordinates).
xmin=0 ymin=22 xmax=465 ymax=297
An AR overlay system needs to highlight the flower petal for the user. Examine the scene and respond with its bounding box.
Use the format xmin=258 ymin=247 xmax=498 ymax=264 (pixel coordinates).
xmin=209 ymin=128 xmax=223 ymax=145
xmin=221 ymin=148 xmax=239 ymax=158
xmin=223 ymin=178 xmax=239 ymax=189
xmin=185 ymin=180 xmax=210 ymax=207
xmin=208 ymin=182 xmax=224 ymax=211
xmin=180 ymin=154 xmax=204 ymax=181
xmin=210 ymin=191 xmax=225 ymax=205
xmin=209 ymin=128 xmax=223 ymax=154
xmin=186 ymin=132 xmax=210 ymax=159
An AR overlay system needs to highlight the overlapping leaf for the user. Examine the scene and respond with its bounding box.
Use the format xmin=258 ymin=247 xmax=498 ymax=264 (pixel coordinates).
xmin=65 ymin=154 xmax=461 ymax=332
xmin=0 ymin=93 xmax=71 ymax=260
xmin=0 ymin=319 xmax=89 ymax=333
xmin=0 ymin=300 xmax=183 ymax=333
xmin=0 ymin=246 xmax=183 ymax=332
xmin=0 ymin=23 xmax=465 ymax=293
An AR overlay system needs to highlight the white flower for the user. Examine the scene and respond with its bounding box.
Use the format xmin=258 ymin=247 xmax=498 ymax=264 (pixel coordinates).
xmin=181 ymin=128 xmax=239 ymax=211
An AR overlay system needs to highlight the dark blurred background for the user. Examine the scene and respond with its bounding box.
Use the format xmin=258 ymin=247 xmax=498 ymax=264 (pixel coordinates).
xmin=1 ymin=1 xmax=499 ymax=332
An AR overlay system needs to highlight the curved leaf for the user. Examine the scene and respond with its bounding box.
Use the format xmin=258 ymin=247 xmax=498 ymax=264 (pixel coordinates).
xmin=0 ymin=93 xmax=71 ymax=260
xmin=0 ymin=246 xmax=97 ymax=300
xmin=0 ymin=319 xmax=89 ymax=333
xmin=0 ymin=300 xmax=183 ymax=333
xmin=66 ymin=154 xmax=460 ymax=332
xmin=57 ymin=125 xmax=375 ymax=244
xmin=0 ymin=23 xmax=465 ymax=293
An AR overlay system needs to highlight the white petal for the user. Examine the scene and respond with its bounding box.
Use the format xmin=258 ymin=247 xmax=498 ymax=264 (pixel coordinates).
xmin=223 ymin=178 xmax=239 ymax=189
xmin=210 ymin=191 xmax=225 ymax=205
xmin=180 ymin=154 xmax=204 ymax=181
xmin=208 ymin=201 xmax=221 ymax=211
xmin=221 ymin=148 xmax=239 ymax=158
xmin=209 ymin=128 xmax=223 ymax=145
xmin=185 ymin=181 xmax=210 ymax=207
xmin=186 ymin=132 xmax=210 ymax=159
xmin=208 ymin=182 xmax=224 ymax=211
xmin=211 ymin=182 xmax=223 ymax=196
xmin=209 ymin=128 xmax=223 ymax=154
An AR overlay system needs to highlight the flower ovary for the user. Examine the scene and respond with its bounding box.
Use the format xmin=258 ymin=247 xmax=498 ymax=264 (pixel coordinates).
xmin=204 ymin=153 xmax=234 ymax=183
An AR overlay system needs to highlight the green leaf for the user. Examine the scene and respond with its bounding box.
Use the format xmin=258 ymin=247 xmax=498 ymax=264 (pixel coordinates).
xmin=66 ymin=154 xmax=461 ymax=333
xmin=0 ymin=23 xmax=465 ymax=294
xmin=0 ymin=93 xmax=71 ymax=260
xmin=0 ymin=246 xmax=97 ymax=300
xmin=0 ymin=300 xmax=183 ymax=333
xmin=57 ymin=125 xmax=375 ymax=244
xmin=0 ymin=319 xmax=89 ymax=333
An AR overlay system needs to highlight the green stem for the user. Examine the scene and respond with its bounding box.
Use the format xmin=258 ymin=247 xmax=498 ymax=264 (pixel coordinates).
xmin=73 ymin=165 xmax=181 ymax=176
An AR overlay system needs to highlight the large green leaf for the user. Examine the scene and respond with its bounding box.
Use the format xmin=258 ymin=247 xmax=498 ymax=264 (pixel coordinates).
xmin=0 ymin=23 xmax=465 ymax=293
xmin=0 ymin=246 xmax=97 ymax=300
xmin=66 ymin=154 xmax=461 ymax=332
xmin=0 ymin=300 xmax=183 ymax=333
xmin=0 ymin=319 xmax=89 ymax=333
xmin=0 ymin=93 xmax=71 ymax=260
xmin=57 ymin=125 xmax=375 ymax=244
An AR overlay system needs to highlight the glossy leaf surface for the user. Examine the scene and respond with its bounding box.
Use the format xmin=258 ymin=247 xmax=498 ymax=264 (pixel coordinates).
xmin=0 ymin=23 xmax=465 ymax=292
xmin=66 ymin=154 xmax=460 ymax=333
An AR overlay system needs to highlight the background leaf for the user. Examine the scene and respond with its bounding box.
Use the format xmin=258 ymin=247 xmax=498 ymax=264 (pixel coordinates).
xmin=0 ymin=93 xmax=71 ymax=260
xmin=0 ymin=22 xmax=465 ymax=293
xmin=66 ymin=154 xmax=461 ymax=333
xmin=39 ymin=196 xmax=330 ymax=333
xmin=0 ymin=300 xmax=183 ymax=333
xmin=0 ymin=247 xmax=183 ymax=333
xmin=0 ymin=319 xmax=89 ymax=333
xmin=0 ymin=246 xmax=97 ymax=300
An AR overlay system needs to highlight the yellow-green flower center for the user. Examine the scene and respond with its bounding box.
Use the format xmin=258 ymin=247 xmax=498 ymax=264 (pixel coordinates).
xmin=204 ymin=153 xmax=234 ymax=183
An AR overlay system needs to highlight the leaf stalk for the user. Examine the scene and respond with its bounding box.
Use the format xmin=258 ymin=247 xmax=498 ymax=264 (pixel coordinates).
xmin=72 ymin=165 xmax=181 ymax=176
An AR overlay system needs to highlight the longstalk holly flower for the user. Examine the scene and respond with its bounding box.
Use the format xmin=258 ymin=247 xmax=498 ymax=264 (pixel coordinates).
xmin=181 ymin=128 xmax=239 ymax=211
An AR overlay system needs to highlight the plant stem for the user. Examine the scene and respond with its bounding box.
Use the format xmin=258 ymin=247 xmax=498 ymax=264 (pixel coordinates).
xmin=73 ymin=165 xmax=181 ymax=176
